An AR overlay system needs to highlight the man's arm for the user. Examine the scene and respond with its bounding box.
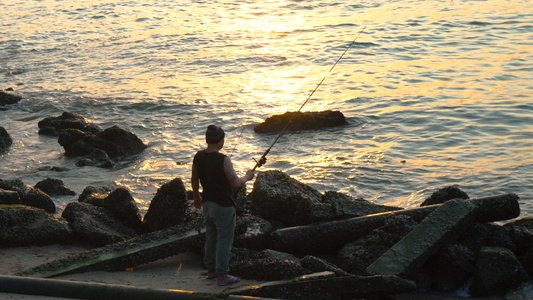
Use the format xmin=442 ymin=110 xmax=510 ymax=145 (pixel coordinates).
xmin=223 ymin=156 xmax=254 ymax=189
xmin=191 ymin=165 xmax=202 ymax=209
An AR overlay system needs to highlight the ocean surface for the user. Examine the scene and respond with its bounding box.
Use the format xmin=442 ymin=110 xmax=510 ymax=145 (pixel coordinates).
xmin=1 ymin=0 xmax=532 ymax=217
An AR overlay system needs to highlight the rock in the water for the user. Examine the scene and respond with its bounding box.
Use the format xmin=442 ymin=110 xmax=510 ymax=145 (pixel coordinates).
xmin=0 ymin=205 xmax=73 ymax=247
xmin=75 ymin=149 xmax=114 ymax=168
xmin=34 ymin=178 xmax=76 ymax=196
xmin=249 ymin=170 xmax=322 ymax=226
xmin=470 ymin=246 xmax=529 ymax=297
xmin=62 ymin=202 xmax=138 ymax=247
xmin=254 ymin=110 xmax=347 ymax=134
xmin=78 ymin=186 xmax=112 ymax=207
xmin=58 ymin=125 xmax=147 ymax=159
xmin=0 ymin=179 xmax=56 ymax=213
xmin=143 ymin=178 xmax=188 ymax=232
xmin=420 ymin=186 xmax=469 ymax=206
xmin=0 ymin=126 xmax=13 ymax=153
xmin=38 ymin=111 xmax=102 ymax=136
xmin=0 ymin=91 xmax=22 ymax=106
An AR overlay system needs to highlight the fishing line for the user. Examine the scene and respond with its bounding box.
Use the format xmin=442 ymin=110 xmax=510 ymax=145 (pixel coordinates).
xmin=252 ymin=26 xmax=366 ymax=171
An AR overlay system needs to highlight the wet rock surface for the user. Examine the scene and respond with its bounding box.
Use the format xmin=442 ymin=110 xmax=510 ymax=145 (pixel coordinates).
xmin=78 ymin=185 xmax=112 ymax=207
xmin=254 ymin=110 xmax=348 ymax=134
xmin=75 ymin=149 xmax=114 ymax=168
xmin=38 ymin=111 xmax=102 ymax=136
xmin=58 ymin=125 xmax=147 ymax=160
xmin=34 ymin=178 xmax=76 ymax=196
xmin=0 ymin=90 xmax=22 ymax=106
xmin=0 ymin=126 xmax=13 ymax=154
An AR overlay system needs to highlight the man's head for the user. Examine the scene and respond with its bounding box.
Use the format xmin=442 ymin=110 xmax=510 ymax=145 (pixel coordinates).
xmin=205 ymin=125 xmax=225 ymax=144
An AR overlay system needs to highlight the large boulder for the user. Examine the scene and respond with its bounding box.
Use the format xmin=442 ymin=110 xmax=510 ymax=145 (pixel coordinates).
xmin=143 ymin=178 xmax=188 ymax=232
xmin=249 ymin=170 xmax=322 ymax=226
xmin=0 ymin=90 xmax=22 ymax=106
xmin=294 ymin=191 xmax=402 ymax=225
xmin=38 ymin=111 xmax=102 ymax=136
xmin=254 ymin=110 xmax=347 ymax=134
xmin=58 ymin=125 xmax=147 ymax=159
xmin=0 ymin=205 xmax=73 ymax=247
xmin=102 ymin=187 xmax=144 ymax=233
xmin=0 ymin=126 xmax=13 ymax=153
xmin=420 ymin=186 xmax=469 ymax=206
xmin=338 ymin=215 xmax=418 ymax=275
xmin=62 ymin=202 xmax=138 ymax=247
xmin=0 ymin=179 xmax=56 ymax=213
xmin=34 ymin=178 xmax=76 ymax=196
xmin=470 ymin=246 xmax=529 ymax=297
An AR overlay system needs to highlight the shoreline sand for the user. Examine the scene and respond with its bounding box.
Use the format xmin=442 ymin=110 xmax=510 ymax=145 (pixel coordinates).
xmin=0 ymin=245 xmax=263 ymax=299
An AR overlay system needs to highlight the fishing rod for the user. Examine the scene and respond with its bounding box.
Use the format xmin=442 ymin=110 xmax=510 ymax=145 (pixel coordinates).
xmin=252 ymin=26 xmax=366 ymax=171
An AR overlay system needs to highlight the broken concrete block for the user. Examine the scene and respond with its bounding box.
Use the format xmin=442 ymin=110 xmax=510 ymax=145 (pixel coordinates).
xmin=366 ymin=198 xmax=477 ymax=276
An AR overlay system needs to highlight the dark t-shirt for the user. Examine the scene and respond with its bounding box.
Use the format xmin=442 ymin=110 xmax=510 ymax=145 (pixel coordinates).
xmin=193 ymin=150 xmax=234 ymax=207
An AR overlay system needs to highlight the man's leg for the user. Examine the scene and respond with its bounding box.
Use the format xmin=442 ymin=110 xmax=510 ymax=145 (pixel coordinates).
xmin=213 ymin=204 xmax=236 ymax=278
xmin=202 ymin=202 xmax=217 ymax=275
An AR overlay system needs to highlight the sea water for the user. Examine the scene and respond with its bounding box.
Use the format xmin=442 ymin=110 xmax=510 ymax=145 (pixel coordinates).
xmin=1 ymin=0 xmax=532 ymax=216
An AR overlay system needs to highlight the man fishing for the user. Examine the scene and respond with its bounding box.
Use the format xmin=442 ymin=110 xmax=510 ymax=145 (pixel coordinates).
xmin=191 ymin=125 xmax=255 ymax=286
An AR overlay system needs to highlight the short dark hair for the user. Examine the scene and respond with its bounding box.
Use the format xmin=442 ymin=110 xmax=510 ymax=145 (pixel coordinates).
xmin=205 ymin=125 xmax=225 ymax=144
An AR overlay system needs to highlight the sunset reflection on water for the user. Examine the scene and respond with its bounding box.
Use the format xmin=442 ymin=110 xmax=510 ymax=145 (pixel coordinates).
xmin=1 ymin=0 xmax=531 ymax=212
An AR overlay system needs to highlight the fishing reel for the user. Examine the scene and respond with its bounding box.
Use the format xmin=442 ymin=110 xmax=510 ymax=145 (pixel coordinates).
xmin=253 ymin=156 xmax=267 ymax=169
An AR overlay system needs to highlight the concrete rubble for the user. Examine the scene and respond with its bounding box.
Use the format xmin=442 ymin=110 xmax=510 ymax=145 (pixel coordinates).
xmin=1 ymin=169 xmax=531 ymax=299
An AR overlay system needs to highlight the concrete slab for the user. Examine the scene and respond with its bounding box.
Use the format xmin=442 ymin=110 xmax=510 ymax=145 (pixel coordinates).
xmin=366 ymin=198 xmax=477 ymax=276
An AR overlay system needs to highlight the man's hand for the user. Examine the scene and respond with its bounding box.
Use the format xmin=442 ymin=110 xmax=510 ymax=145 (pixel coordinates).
xmin=245 ymin=169 xmax=255 ymax=181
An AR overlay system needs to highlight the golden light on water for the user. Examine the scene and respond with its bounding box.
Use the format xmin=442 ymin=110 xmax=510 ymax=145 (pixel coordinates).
xmin=2 ymin=0 xmax=530 ymax=210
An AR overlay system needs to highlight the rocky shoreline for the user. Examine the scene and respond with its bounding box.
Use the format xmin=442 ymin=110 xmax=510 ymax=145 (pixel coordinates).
xmin=1 ymin=91 xmax=533 ymax=299
xmin=1 ymin=171 xmax=532 ymax=299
